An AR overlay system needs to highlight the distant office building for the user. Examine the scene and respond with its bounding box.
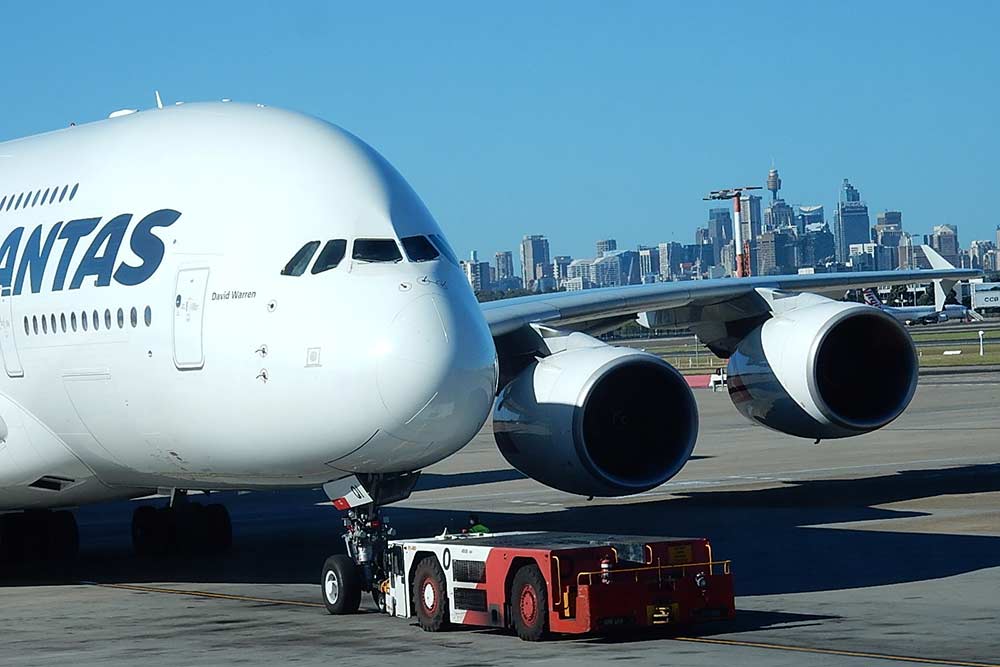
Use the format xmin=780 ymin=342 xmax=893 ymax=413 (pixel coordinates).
xmin=618 ymin=250 xmax=642 ymax=285
xmin=798 ymin=224 xmax=836 ymax=267
xmin=596 ymin=239 xmax=617 ymax=257
xmin=899 ymin=233 xmax=931 ymax=269
xmin=694 ymin=226 xmax=712 ymax=245
xmin=848 ymin=243 xmax=897 ymax=272
xmin=552 ymin=255 xmax=573 ymax=282
xmin=708 ymin=208 xmax=732 ymax=265
xmin=996 ymin=225 xmax=1000 ymax=250
xmin=592 ymin=252 xmax=622 ymax=287
xmin=739 ymin=193 xmax=762 ymax=243
xmin=567 ymin=258 xmax=594 ymax=284
xmin=520 ymin=235 xmax=550 ymax=288
xmin=969 ymin=240 xmax=996 ymax=270
xmin=797 ymin=205 xmax=825 ymax=233
xmin=834 ymin=179 xmax=870 ymax=262
xmin=460 ymin=251 xmax=492 ymax=293
xmin=930 ymin=224 xmax=960 ymax=266
xmin=873 ymin=211 xmax=903 ymax=247
xmin=657 ymin=242 xmax=673 ymax=281
xmin=764 ymin=198 xmax=796 ymax=232
xmin=494 ymin=251 xmax=514 ymax=281
xmin=563 ymin=276 xmax=590 ymax=291
xmin=639 ymin=246 xmax=660 ymax=282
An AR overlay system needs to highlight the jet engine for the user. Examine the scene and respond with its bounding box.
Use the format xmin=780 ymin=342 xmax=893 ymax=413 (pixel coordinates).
xmin=727 ymin=297 xmax=918 ymax=439
xmin=493 ymin=338 xmax=698 ymax=497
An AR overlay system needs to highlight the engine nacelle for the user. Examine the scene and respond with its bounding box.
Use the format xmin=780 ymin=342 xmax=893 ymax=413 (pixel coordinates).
xmin=728 ymin=297 xmax=918 ymax=439
xmin=493 ymin=338 xmax=698 ymax=497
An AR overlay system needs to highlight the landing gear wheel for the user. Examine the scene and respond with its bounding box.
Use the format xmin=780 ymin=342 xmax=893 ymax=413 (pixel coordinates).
xmin=204 ymin=504 xmax=232 ymax=553
xmin=413 ymin=556 xmax=449 ymax=632
xmin=322 ymin=554 xmax=361 ymax=615
xmin=511 ymin=564 xmax=549 ymax=641
xmin=46 ymin=511 xmax=79 ymax=560
xmin=132 ymin=505 xmax=169 ymax=557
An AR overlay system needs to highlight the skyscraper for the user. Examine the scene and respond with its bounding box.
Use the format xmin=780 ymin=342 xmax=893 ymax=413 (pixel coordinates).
xmin=638 ymin=246 xmax=660 ymax=282
xmin=519 ymin=235 xmax=550 ymax=289
xmin=834 ymin=179 xmax=870 ymax=263
xmin=596 ymin=239 xmax=617 ymax=257
xmin=494 ymin=250 xmax=514 ymax=281
xmin=739 ymin=194 xmax=762 ymax=243
xmin=708 ymin=208 xmax=732 ymax=265
xmin=797 ymin=205 xmax=824 ymax=232
xmin=930 ymin=224 xmax=960 ymax=266
xmin=552 ymin=255 xmax=573 ymax=282
xmin=874 ymin=211 xmax=903 ymax=247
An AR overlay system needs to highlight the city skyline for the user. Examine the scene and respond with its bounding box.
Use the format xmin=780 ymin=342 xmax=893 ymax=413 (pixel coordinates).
xmin=463 ymin=167 xmax=1000 ymax=286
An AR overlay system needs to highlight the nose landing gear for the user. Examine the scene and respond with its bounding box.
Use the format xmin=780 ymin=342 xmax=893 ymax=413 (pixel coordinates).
xmin=319 ymin=473 xmax=418 ymax=615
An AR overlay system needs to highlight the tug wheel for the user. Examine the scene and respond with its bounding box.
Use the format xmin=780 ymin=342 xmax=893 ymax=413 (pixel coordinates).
xmin=511 ymin=564 xmax=549 ymax=641
xmin=322 ymin=554 xmax=362 ymax=615
xmin=413 ymin=556 xmax=450 ymax=632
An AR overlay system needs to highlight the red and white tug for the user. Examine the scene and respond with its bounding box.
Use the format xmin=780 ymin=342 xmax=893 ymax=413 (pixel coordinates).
xmin=382 ymin=531 xmax=735 ymax=641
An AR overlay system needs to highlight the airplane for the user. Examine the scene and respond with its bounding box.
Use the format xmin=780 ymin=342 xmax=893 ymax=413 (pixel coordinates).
xmin=0 ymin=101 xmax=979 ymax=613
xmin=860 ymin=245 xmax=980 ymax=325
xmin=862 ymin=287 xmax=973 ymax=325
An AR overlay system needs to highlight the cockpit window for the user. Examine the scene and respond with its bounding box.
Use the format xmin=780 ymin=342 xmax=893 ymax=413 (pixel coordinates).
xmin=401 ymin=236 xmax=440 ymax=262
xmin=281 ymin=241 xmax=320 ymax=276
xmin=311 ymin=239 xmax=348 ymax=274
xmin=353 ymin=238 xmax=402 ymax=263
xmin=428 ymin=234 xmax=459 ymax=266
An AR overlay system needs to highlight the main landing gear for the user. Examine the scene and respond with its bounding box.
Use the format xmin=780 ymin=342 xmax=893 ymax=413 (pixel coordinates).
xmin=320 ymin=473 xmax=418 ymax=615
xmin=131 ymin=491 xmax=232 ymax=557
xmin=0 ymin=510 xmax=79 ymax=565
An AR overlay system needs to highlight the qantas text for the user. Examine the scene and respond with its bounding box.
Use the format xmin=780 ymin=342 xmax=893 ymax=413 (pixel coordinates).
xmin=0 ymin=209 xmax=179 ymax=296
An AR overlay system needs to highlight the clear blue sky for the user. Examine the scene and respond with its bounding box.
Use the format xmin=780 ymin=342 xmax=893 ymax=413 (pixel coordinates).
xmin=2 ymin=1 xmax=997 ymax=263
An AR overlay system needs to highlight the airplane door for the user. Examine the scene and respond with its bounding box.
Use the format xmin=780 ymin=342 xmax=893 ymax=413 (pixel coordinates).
xmin=0 ymin=294 xmax=24 ymax=378
xmin=173 ymin=267 xmax=210 ymax=370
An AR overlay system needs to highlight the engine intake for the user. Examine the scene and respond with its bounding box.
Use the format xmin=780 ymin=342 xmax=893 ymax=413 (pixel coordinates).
xmin=728 ymin=298 xmax=918 ymax=439
xmin=493 ymin=338 xmax=698 ymax=497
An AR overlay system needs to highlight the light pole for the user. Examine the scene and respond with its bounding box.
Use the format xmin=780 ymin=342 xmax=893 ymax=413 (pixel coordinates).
xmin=979 ymin=330 xmax=985 ymax=357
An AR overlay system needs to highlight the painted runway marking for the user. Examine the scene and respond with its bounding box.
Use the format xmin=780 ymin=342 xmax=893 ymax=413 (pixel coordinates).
xmin=674 ymin=636 xmax=1000 ymax=667
xmin=83 ymin=581 xmax=325 ymax=608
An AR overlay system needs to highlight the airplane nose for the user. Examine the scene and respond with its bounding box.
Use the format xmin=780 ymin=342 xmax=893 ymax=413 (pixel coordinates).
xmin=375 ymin=292 xmax=496 ymax=452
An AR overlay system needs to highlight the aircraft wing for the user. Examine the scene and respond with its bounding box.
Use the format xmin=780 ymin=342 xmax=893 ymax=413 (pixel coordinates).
xmin=480 ymin=267 xmax=979 ymax=355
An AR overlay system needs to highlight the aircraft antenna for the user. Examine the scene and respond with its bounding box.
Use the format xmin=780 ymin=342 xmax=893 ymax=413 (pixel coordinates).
xmin=155 ymin=91 xmax=164 ymax=110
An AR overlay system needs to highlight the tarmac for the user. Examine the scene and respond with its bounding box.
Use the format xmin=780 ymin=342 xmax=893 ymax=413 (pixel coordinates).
xmin=1 ymin=371 xmax=999 ymax=666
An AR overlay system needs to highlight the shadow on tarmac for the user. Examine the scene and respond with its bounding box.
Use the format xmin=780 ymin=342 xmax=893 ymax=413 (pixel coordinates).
xmin=2 ymin=463 xmax=1000 ymax=601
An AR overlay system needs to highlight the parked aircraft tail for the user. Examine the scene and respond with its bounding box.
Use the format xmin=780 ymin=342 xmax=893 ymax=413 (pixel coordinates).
xmin=863 ymin=288 xmax=884 ymax=308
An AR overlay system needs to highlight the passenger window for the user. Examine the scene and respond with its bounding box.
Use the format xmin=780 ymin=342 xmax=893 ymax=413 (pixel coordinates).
xmin=82 ymin=311 xmax=88 ymax=332
xmin=71 ymin=312 xmax=78 ymax=332
xmin=117 ymin=308 xmax=124 ymax=329
xmin=401 ymin=236 xmax=440 ymax=262
xmin=104 ymin=309 xmax=112 ymax=330
xmin=60 ymin=313 xmax=67 ymax=333
xmin=311 ymin=239 xmax=347 ymax=274
xmin=92 ymin=310 xmax=99 ymax=331
xmin=130 ymin=307 xmax=138 ymax=328
xmin=144 ymin=306 xmax=152 ymax=327
xmin=281 ymin=241 xmax=320 ymax=276
xmin=32 ymin=316 xmax=38 ymax=335
xmin=428 ymin=234 xmax=460 ymax=266
xmin=42 ymin=316 xmax=48 ymax=334
xmin=23 ymin=316 xmax=28 ymax=336
xmin=50 ymin=314 xmax=56 ymax=332
xmin=352 ymin=239 xmax=402 ymax=263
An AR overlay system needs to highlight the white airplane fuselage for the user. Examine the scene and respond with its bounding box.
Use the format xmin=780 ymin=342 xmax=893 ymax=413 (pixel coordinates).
xmin=0 ymin=103 xmax=498 ymax=511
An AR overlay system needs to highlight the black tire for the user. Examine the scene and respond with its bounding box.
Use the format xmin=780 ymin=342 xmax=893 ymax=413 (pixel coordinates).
xmin=322 ymin=555 xmax=362 ymax=615
xmin=412 ymin=556 xmax=449 ymax=632
xmin=47 ymin=511 xmax=79 ymax=560
xmin=511 ymin=564 xmax=549 ymax=641
xmin=132 ymin=506 xmax=169 ymax=557
xmin=204 ymin=504 xmax=232 ymax=553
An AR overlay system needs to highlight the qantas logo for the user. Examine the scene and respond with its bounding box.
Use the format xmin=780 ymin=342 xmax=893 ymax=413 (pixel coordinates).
xmin=0 ymin=209 xmax=179 ymax=296
xmin=863 ymin=289 xmax=883 ymax=308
